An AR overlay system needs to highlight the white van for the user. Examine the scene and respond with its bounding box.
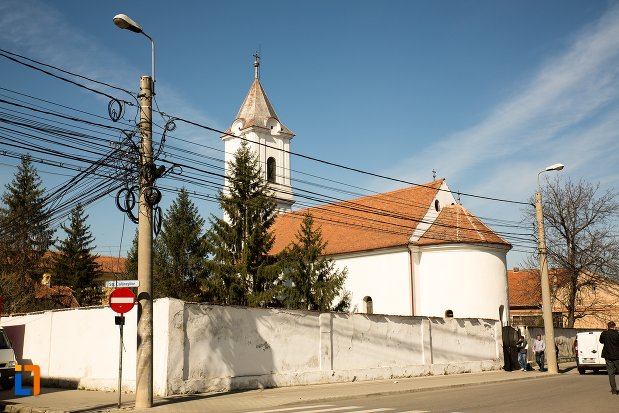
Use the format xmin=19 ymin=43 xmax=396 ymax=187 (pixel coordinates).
xmin=575 ymin=331 xmax=605 ymax=375
xmin=0 ymin=327 xmax=16 ymax=390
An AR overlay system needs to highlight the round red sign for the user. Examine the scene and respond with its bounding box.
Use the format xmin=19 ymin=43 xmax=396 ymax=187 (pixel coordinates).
xmin=109 ymin=288 xmax=136 ymax=314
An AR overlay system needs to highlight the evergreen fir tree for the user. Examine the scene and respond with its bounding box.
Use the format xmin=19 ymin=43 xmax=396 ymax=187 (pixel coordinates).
xmin=153 ymin=188 xmax=206 ymax=301
xmin=205 ymin=141 xmax=280 ymax=306
xmin=282 ymin=212 xmax=349 ymax=311
xmin=51 ymin=204 xmax=102 ymax=306
xmin=0 ymin=156 xmax=54 ymax=313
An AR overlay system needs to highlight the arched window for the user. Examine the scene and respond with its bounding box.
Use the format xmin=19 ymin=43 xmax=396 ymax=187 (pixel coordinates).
xmin=445 ymin=309 xmax=454 ymax=318
xmin=363 ymin=296 xmax=373 ymax=314
xmin=434 ymin=199 xmax=440 ymax=212
xmin=267 ymin=157 xmax=276 ymax=183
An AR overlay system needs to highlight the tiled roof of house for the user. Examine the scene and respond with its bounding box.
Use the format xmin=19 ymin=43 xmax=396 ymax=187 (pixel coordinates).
xmin=508 ymin=269 xmax=542 ymax=307
xmin=271 ymin=180 xmax=446 ymax=255
xmin=95 ymin=256 xmax=126 ymax=275
xmin=34 ymin=283 xmax=78 ymax=308
xmin=417 ymin=204 xmax=511 ymax=247
xmin=225 ymin=78 xmax=294 ymax=136
xmin=44 ymin=252 xmax=126 ymax=275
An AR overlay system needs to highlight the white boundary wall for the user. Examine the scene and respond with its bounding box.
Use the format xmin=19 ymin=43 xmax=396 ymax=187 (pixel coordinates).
xmin=1 ymin=298 xmax=503 ymax=396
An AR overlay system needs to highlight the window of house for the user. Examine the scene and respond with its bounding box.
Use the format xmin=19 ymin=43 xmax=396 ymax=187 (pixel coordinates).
xmin=363 ymin=296 xmax=373 ymax=314
xmin=445 ymin=309 xmax=454 ymax=318
xmin=267 ymin=157 xmax=276 ymax=183
xmin=434 ymin=200 xmax=440 ymax=212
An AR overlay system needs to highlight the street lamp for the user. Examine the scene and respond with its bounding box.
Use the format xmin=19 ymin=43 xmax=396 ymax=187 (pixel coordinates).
xmin=113 ymin=14 xmax=155 ymax=92
xmin=114 ymin=13 xmax=154 ymax=408
xmin=535 ymin=162 xmax=564 ymax=375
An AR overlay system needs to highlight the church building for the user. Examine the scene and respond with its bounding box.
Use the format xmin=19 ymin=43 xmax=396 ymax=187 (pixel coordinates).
xmin=223 ymin=57 xmax=512 ymax=323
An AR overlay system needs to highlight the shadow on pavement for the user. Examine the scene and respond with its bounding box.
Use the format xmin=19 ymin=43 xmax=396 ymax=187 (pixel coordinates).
xmin=559 ymin=365 xmax=577 ymax=373
xmin=152 ymin=388 xmax=254 ymax=408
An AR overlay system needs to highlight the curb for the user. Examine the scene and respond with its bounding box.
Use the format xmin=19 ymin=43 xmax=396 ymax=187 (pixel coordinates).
xmin=285 ymin=371 xmax=560 ymax=404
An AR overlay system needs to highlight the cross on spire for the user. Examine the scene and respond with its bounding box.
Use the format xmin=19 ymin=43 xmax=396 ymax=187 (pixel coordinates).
xmin=253 ymin=51 xmax=260 ymax=79
xmin=432 ymin=169 xmax=437 ymax=180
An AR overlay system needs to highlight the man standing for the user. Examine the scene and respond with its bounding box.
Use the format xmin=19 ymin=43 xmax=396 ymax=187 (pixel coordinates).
xmin=600 ymin=321 xmax=619 ymax=395
xmin=516 ymin=335 xmax=528 ymax=371
xmin=532 ymin=334 xmax=546 ymax=371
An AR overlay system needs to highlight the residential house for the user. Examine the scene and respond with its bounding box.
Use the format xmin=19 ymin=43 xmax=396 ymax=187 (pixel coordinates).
xmin=508 ymin=267 xmax=619 ymax=328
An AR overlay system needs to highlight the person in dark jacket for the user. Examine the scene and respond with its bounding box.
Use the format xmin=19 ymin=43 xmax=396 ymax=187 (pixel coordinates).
xmin=600 ymin=321 xmax=619 ymax=395
xmin=516 ymin=335 xmax=528 ymax=371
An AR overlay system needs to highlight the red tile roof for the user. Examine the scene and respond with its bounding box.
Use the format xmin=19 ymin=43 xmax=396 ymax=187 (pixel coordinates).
xmin=417 ymin=204 xmax=511 ymax=247
xmin=95 ymin=256 xmax=126 ymax=275
xmin=44 ymin=252 xmax=126 ymax=275
xmin=271 ymin=180 xmax=442 ymax=255
xmin=508 ymin=269 xmax=542 ymax=307
xmin=34 ymin=283 xmax=78 ymax=308
xmin=271 ymin=179 xmax=511 ymax=256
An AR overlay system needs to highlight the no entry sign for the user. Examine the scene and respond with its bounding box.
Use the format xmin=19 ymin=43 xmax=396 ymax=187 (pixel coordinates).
xmin=109 ymin=288 xmax=136 ymax=314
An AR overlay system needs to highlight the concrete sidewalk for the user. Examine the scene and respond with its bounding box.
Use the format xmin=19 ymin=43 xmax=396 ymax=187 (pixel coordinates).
xmin=0 ymin=363 xmax=576 ymax=413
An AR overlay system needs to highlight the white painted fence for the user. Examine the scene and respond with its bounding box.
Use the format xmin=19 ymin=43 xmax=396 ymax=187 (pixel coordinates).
xmin=1 ymin=298 xmax=504 ymax=396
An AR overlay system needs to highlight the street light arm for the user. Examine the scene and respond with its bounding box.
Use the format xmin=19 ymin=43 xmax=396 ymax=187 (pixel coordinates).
xmin=538 ymin=170 xmax=543 ymax=193
xmin=141 ymin=32 xmax=155 ymax=93
xmin=113 ymin=13 xmax=155 ymax=94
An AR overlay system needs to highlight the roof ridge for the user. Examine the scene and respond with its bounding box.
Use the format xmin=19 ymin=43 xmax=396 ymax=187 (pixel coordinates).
xmin=283 ymin=179 xmax=445 ymax=218
xmin=462 ymin=207 xmax=486 ymax=242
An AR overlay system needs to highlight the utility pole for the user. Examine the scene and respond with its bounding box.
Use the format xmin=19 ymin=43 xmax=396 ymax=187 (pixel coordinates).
xmin=136 ymin=75 xmax=154 ymax=407
xmin=113 ymin=13 xmax=156 ymax=407
xmin=535 ymin=162 xmax=564 ymax=375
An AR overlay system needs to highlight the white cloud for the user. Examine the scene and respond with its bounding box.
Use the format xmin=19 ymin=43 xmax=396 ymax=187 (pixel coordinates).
xmin=375 ymin=2 xmax=619 ymax=206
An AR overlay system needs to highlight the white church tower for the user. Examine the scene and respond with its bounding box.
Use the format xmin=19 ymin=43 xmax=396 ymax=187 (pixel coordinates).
xmin=222 ymin=54 xmax=295 ymax=212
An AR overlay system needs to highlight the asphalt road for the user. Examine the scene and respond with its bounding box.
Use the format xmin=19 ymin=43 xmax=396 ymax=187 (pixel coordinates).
xmin=239 ymin=371 xmax=618 ymax=413
xmin=2 ymin=369 xmax=617 ymax=413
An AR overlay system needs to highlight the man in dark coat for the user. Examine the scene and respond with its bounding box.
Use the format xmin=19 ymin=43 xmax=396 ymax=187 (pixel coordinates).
xmin=600 ymin=321 xmax=619 ymax=395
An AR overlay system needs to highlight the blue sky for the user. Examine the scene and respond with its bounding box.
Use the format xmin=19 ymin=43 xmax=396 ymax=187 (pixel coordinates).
xmin=0 ymin=0 xmax=618 ymax=267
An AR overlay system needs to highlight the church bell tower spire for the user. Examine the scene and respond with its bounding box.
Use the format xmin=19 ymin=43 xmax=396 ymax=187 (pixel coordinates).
xmin=221 ymin=54 xmax=295 ymax=213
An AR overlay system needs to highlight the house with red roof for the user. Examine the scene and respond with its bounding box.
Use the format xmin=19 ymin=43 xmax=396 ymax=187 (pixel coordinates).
xmin=223 ymin=57 xmax=512 ymax=321
xmin=508 ymin=268 xmax=619 ymax=328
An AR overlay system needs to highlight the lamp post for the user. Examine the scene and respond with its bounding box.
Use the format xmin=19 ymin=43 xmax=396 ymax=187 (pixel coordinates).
xmin=114 ymin=13 xmax=154 ymax=408
xmin=113 ymin=14 xmax=155 ymax=92
xmin=536 ymin=162 xmax=564 ymax=375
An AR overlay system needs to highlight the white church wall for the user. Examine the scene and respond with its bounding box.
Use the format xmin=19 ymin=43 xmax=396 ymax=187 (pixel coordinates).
xmin=1 ymin=299 xmax=503 ymax=396
xmin=414 ymin=244 xmax=509 ymax=321
xmin=334 ymin=248 xmax=412 ymax=316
